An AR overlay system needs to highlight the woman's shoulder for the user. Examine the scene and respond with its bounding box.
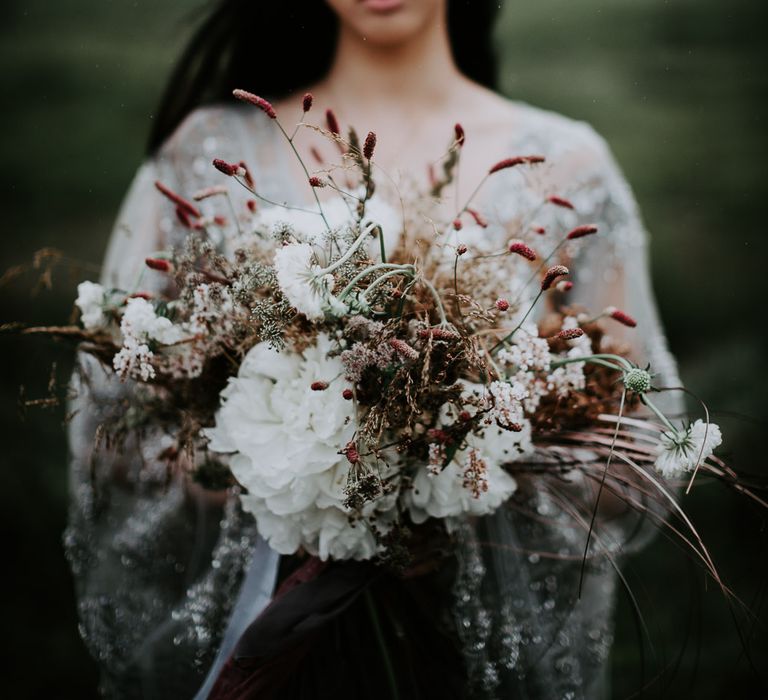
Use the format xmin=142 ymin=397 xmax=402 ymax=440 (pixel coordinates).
xmin=156 ymin=103 xmax=268 ymax=167
xmin=470 ymin=86 xmax=609 ymax=164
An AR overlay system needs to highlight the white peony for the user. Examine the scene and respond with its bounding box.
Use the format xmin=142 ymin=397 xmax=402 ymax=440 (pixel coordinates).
xmin=206 ymin=333 xmax=394 ymax=560
xmin=75 ymin=281 xmax=107 ymax=329
xmin=654 ymin=419 xmax=722 ymax=479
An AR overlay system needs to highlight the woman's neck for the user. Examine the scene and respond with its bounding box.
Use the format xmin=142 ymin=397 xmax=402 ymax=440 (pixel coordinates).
xmin=317 ymin=17 xmax=466 ymax=117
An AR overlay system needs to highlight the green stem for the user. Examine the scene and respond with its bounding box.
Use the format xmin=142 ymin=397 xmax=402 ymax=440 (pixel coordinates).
xmin=338 ymin=263 xmax=414 ymax=301
xmin=641 ymin=394 xmax=678 ymax=433
xmin=275 ymin=121 xmax=331 ymax=231
xmin=489 ymin=288 xmax=544 ymax=354
xmin=319 ymin=223 xmax=377 ymax=276
xmin=359 ymin=268 xmax=415 ymax=306
xmin=421 ymin=278 xmax=448 ymax=325
xmin=364 ymin=588 xmax=400 ymax=700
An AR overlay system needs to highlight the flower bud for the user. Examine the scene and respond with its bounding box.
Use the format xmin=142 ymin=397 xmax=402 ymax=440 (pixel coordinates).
xmin=389 ymin=338 xmax=419 ymax=361
xmin=488 ymin=155 xmax=545 ymax=174
xmin=541 ymin=265 xmax=569 ymax=291
xmin=302 ymin=92 xmax=313 ymax=113
xmin=453 ymin=218 xmax=463 ymax=231
xmin=363 ymin=131 xmax=377 ymax=160
xmin=233 ymin=89 xmax=277 ymax=118
xmin=457 ymin=244 xmax=468 ymax=256
xmin=454 ymin=123 xmax=465 ymax=147
xmin=145 ymin=258 xmax=172 ymax=273
xmin=310 ymin=381 xmax=329 ymax=391
xmin=606 ymin=306 xmax=637 ymax=328
xmin=326 ymin=109 xmax=340 ymax=135
xmin=154 ymin=181 xmax=201 ymax=218
xmin=623 ymin=367 xmax=652 ymax=394
xmin=566 ymin=224 xmax=598 ymax=240
xmin=556 ymin=328 xmax=584 ymax=341
xmin=309 ymin=176 xmax=326 ymax=188
xmin=531 ymin=226 xmax=546 ymax=235
xmin=467 ymin=208 xmax=488 ymax=228
xmin=508 ymin=240 xmax=537 ymax=261
xmin=213 ymin=159 xmax=244 ymax=177
xmin=547 ymin=195 xmax=575 ymax=210
xmin=342 ymin=389 xmax=354 ymax=400
xmin=495 ymin=298 xmax=510 ymax=311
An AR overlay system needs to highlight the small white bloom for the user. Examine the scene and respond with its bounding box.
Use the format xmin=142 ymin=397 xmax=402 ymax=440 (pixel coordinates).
xmin=273 ymin=243 xmax=329 ymax=320
xmin=75 ymin=281 xmax=107 ymax=329
xmin=121 ymin=297 xmax=185 ymax=345
xmin=654 ymin=419 xmax=722 ymax=479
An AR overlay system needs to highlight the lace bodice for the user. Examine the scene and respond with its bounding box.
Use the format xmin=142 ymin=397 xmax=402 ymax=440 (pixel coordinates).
xmin=65 ymin=100 xmax=681 ymax=699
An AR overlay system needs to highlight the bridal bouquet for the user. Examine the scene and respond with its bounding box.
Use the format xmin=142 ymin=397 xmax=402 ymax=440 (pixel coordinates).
xmin=20 ymin=90 xmax=739 ymax=567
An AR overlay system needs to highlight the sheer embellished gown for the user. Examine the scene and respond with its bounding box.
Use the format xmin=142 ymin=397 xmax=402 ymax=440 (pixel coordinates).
xmin=65 ymin=100 xmax=681 ymax=699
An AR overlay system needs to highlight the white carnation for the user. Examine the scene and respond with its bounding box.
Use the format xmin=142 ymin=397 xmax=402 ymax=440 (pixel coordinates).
xmin=75 ymin=281 xmax=107 ymax=329
xmin=654 ymin=419 xmax=722 ymax=479
xmin=206 ymin=333 xmax=394 ymax=560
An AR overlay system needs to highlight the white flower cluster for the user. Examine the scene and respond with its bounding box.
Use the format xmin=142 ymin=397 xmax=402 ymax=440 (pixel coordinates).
xmin=75 ymin=281 xmax=108 ymax=330
xmin=206 ymin=333 xmax=396 ymax=561
xmin=654 ymin=419 xmax=722 ymax=479
xmin=112 ymin=297 xmax=186 ymax=381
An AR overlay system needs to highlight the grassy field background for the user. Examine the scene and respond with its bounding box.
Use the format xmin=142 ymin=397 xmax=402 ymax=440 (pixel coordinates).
xmin=1 ymin=0 xmax=766 ymax=697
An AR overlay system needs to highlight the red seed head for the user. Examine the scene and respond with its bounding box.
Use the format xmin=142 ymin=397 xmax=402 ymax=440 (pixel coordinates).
xmin=459 ymin=410 xmax=472 ymax=422
xmin=606 ymin=306 xmax=638 ymax=328
xmin=532 ymin=225 xmax=546 ymax=235
xmin=556 ymin=328 xmax=585 ymax=341
xmin=342 ymin=388 xmax=354 ymax=400
xmin=239 ymin=161 xmax=255 ymax=189
xmin=363 ymin=131 xmax=377 ymax=160
xmin=457 ymin=244 xmax=468 ymax=256
xmin=541 ymin=264 xmax=569 ymax=291
xmin=467 ymin=208 xmax=488 ymax=228
xmin=417 ymin=327 xmax=460 ymax=341
xmin=453 ymin=218 xmax=463 ymax=231
xmin=389 ymin=338 xmax=419 ymax=361
xmin=310 ymin=380 xmax=329 ymax=391
xmin=309 ymin=176 xmax=326 ymax=188
xmin=495 ymin=298 xmax=510 ymax=311
xmin=145 ymin=257 xmax=172 ymax=273
xmin=213 ymin=159 xmax=242 ymax=177
xmin=232 ymin=89 xmax=277 ymax=118
xmin=566 ymin=224 xmax=598 ymax=240
xmin=454 ymin=123 xmax=465 ymax=147
xmin=175 ymin=206 xmax=194 ymax=229
xmin=508 ymin=240 xmax=537 ymax=261
xmin=326 ymin=109 xmax=340 ymax=135
xmin=302 ymin=92 xmax=313 ymax=113
xmin=556 ymin=280 xmax=574 ymax=293
xmin=342 ymin=441 xmax=360 ymax=465
xmin=246 ymin=199 xmax=258 ymax=213
xmin=488 ymin=155 xmax=545 ymax=175
xmin=547 ymin=195 xmax=575 ymax=210
xmin=154 ymin=181 xmax=201 ymax=218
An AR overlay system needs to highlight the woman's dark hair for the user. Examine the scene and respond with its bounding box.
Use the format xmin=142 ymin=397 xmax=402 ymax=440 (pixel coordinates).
xmin=148 ymin=0 xmax=501 ymax=153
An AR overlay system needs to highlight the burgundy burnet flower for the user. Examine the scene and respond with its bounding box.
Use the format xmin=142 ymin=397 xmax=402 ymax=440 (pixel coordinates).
xmin=456 ymin=244 xmax=468 ymax=256
xmin=547 ymin=195 xmax=575 ymax=210
xmin=541 ymin=264 xmax=569 ymax=291
xmin=363 ymin=131 xmax=377 ymax=160
xmin=606 ymin=306 xmax=638 ymax=328
xmin=145 ymin=257 xmax=173 ymax=273
xmin=495 ymin=298 xmax=510 ymax=311
xmin=154 ymin=181 xmax=201 ymax=218
xmin=212 ymin=159 xmax=244 ymax=177
xmin=508 ymin=241 xmax=537 ymax=261
xmin=233 ymin=89 xmax=277 ymax=119
xmin=342 ymin=441 xmax=360 ymax=465
xmin=467 ymin=207 xmax=488 ymax=228
xmin=566 ymin=224 xmax=598 ymax=240
xmin=309 ymin=176 xmax=326 ymax=188
xmin=454 ymin=123 xmax=465 ymax=147
xmin=302 ymin=92 xmax=313 ymax=113
xmin=342 ymin=389 xmax=354 ymax=401
xmin=310 ymin=381 xmax=329 ymax=391
xmin=453 ymin=218 xmax=463 ymax=231
xmin=389 ymin=338 xmax=419 ymax=361
xmin=556 ymin=328 xmax=585 ymax=341
xmin=326 ymin=108 xmax=340 ymax=135
xmin=488 ymin=155 xmax=545 ymax=175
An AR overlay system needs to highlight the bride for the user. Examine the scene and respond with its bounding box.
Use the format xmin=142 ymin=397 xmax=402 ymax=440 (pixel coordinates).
xmin=66 ymin=0 xmax=681 ymax=697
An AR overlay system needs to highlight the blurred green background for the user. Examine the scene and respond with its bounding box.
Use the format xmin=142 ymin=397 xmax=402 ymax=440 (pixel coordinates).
xmin=1 ymin=0 xmax=766 ymax=697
